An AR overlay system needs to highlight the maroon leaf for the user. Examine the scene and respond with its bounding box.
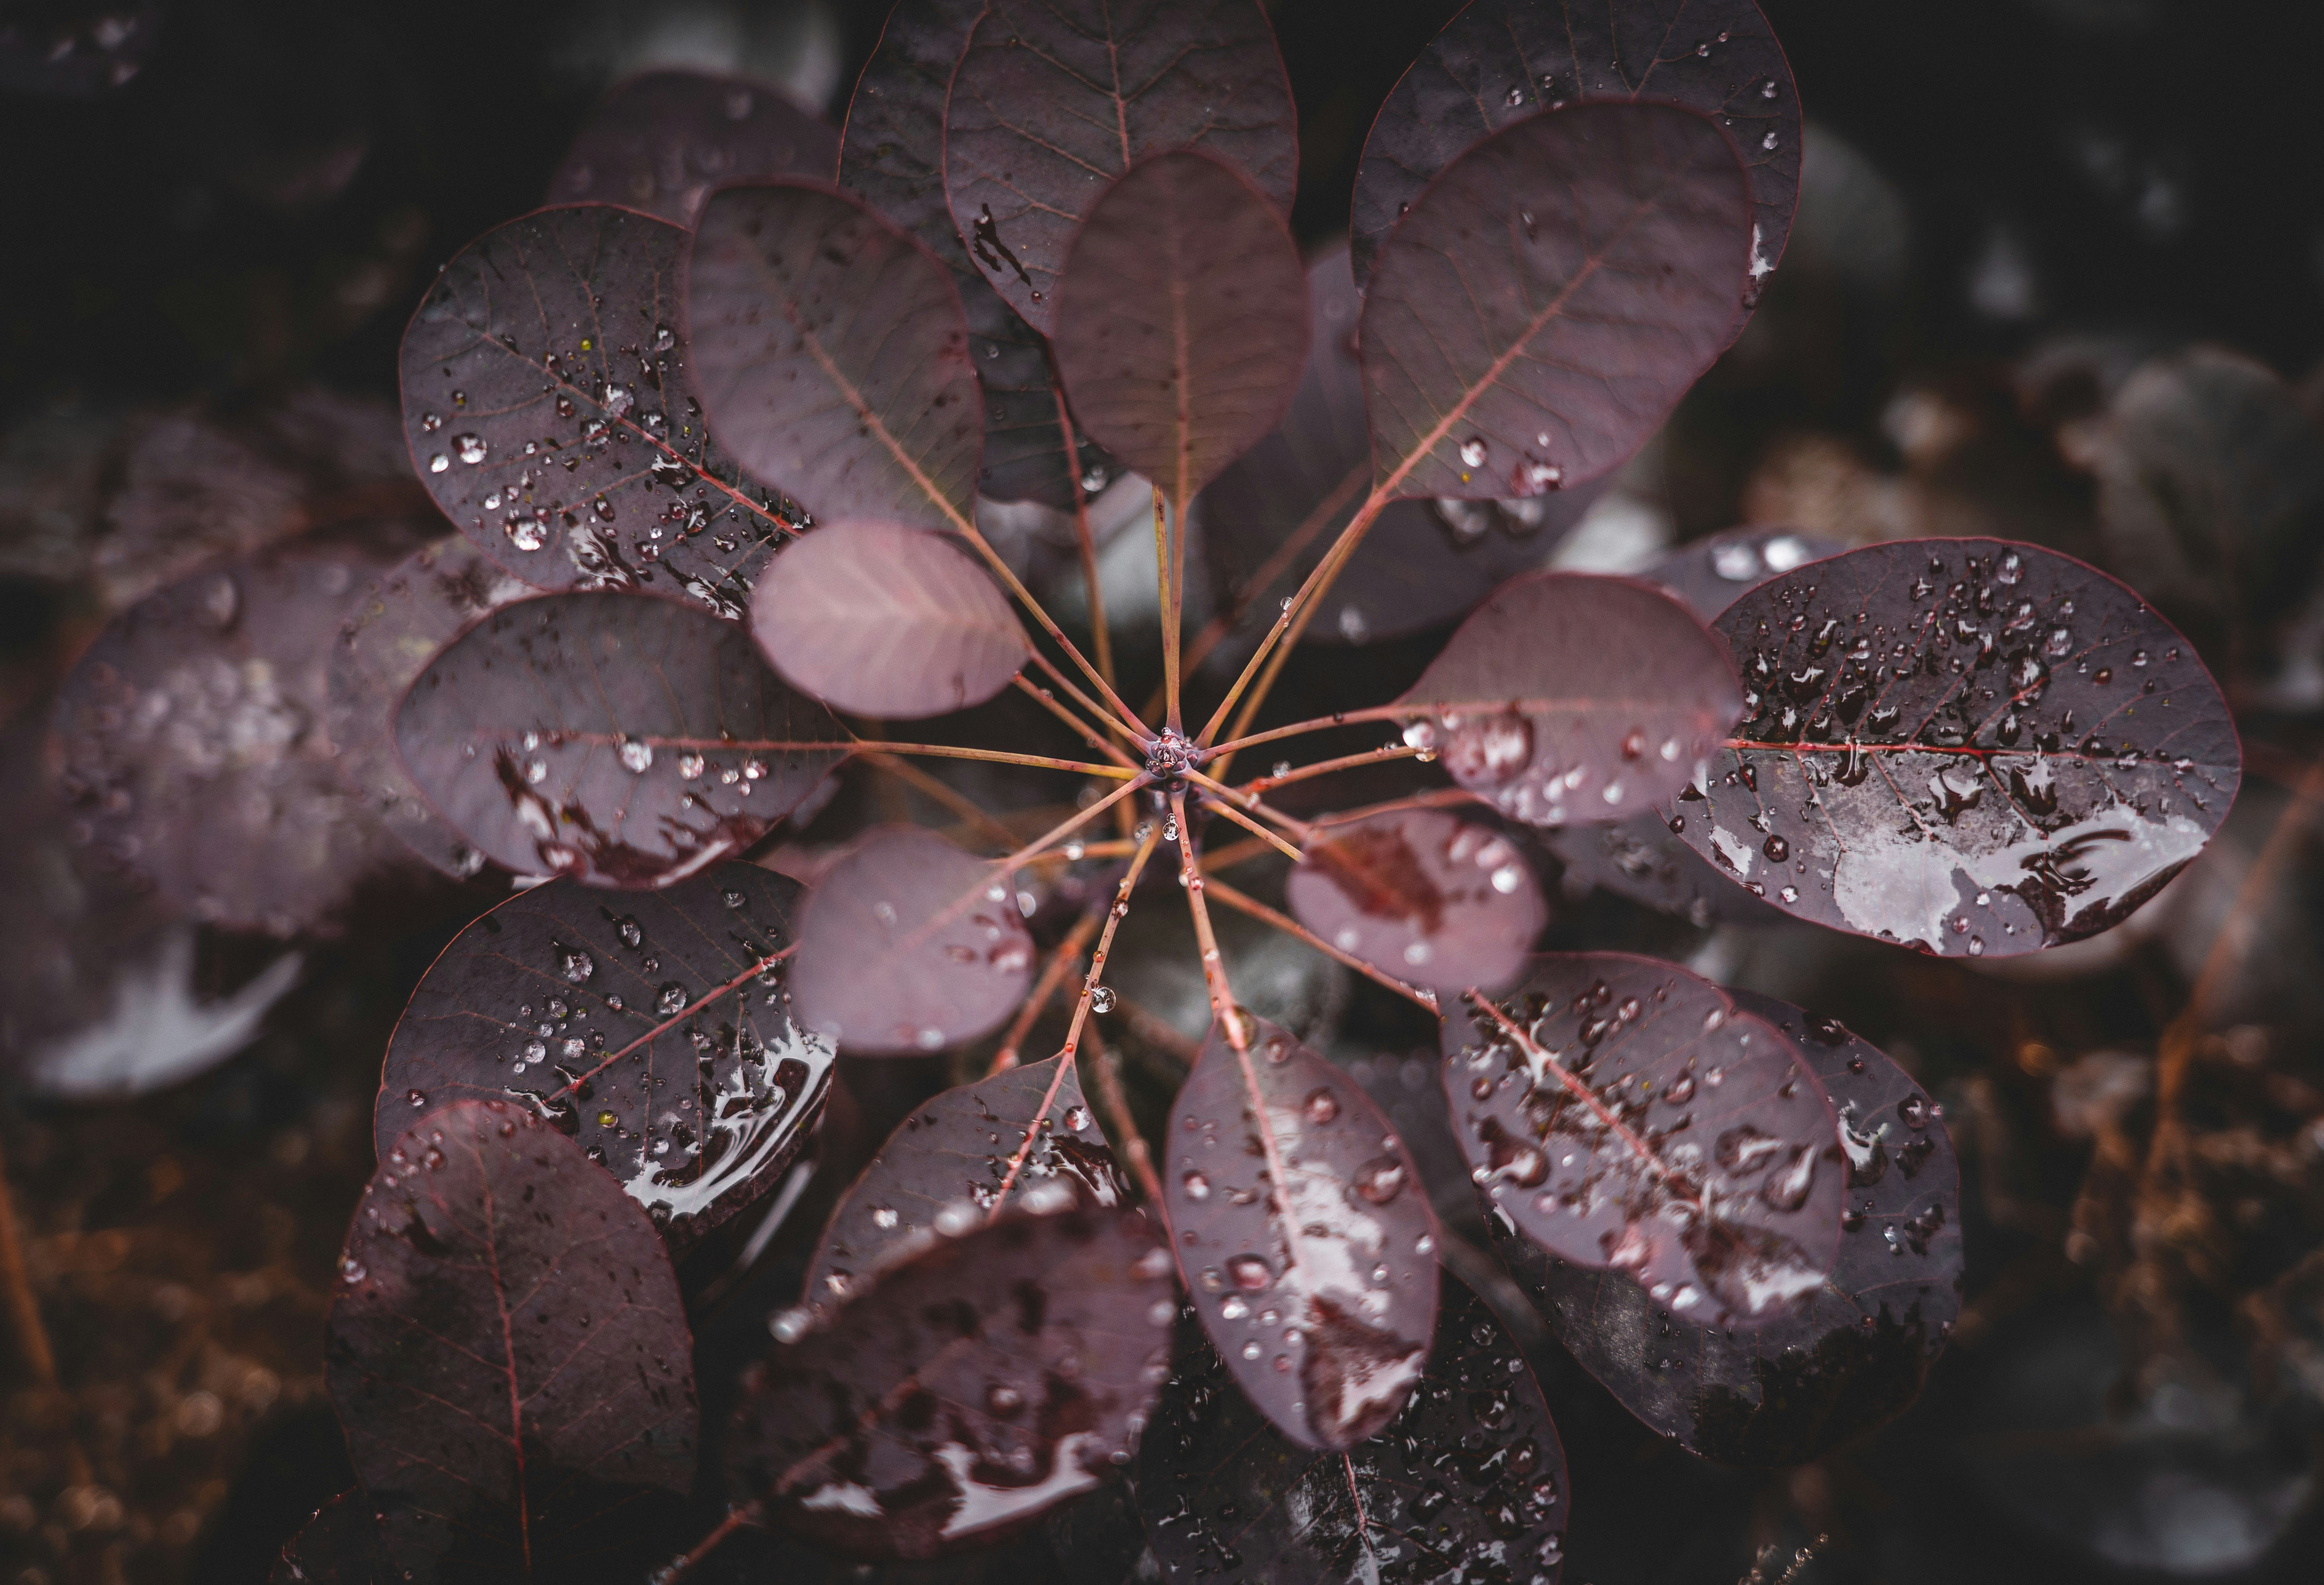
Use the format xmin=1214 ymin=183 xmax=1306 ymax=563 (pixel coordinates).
xmin=1641 ymin=526 xmax=1844 ymax=622
xmin=752 ymin=523 xmax=1029 ymax=718
xmin=375 ymin=863 xmax=831 ymax=1249
xmin=548 ymin=71 xmax=838 ymax=224
xmin=392 ymin=591 xmax=849 ymax=887
xmin=1051 ymin=151 xmax=1308 ymax=506
xmin=1394 ymin=571 xmax=1742 ymax=827
xmin=1285 ymin=810 xmax=1544 ymax=997
xmin=1350 ymin=0 xmax=1799 ymax=304
xmin=1138 ymin=1275 xmax=1568 ymax=1584
xmin=1441 ymin=953 xmax=1843 ymax=1327
xmin=1490 ymin=990 xmax=1960 ymax=1464
xmin=1543 ymin=813 xmax=1781 ymax=928
xmin=801 ymin=1053 xmax=1127 ymax=1321
xmin=791 ymin=825 xmax=1036 ymax=1054
xmin=730 ymin=1205 xmax=1175 ymax=1559
xmin=328 ymin=1099 xmax=697 ymax=1581
xmin=273 ymin=1492 xmax=390 ymax=1585
xmin=1361 ymin=102 xmax=1750 ymax=500
xmin=398 ymin=204 xmax=801 ymax=611
xmin=687 ymin=181 xmax=983 ymax=534
xmin=1166 ymin=1014 xmax=1437 ymax=1450
xmin=1665 ymin=538 xmax=2241 ymax=955
xmin=941 ymin=0 xmax=1298 ymax=334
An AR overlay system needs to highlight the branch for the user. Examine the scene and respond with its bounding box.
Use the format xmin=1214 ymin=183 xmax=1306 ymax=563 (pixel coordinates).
xmin=989 ymin=908 xmax=1105 ymax=1075
xmin=1201 ymin=875 xmax=1440 ymax=1014
xmin=867 ymin=741 xmax=1140 ymax=778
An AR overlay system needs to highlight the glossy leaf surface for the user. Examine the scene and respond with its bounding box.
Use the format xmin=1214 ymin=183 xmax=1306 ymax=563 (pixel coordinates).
xmin=1051 ymin=151 xmax=1308 ymax=505
xmin=1139 ymin=1277 xmax=1567 ymax=1585
xmin=1350 ymin=0 xmax=1799 ymax=298
xmin=1642 ymin=526 xmax=1843 ymax=622
xmin=273 ymin=1492 xmax=389 ymax=1585
xmin=752 ymin=523 xmax=1029 ymax=718
xmin=791 ymin=825 xmax=1036 ymax=1054
xmin=1286 ymin=810 xmax=1544 ymax=997
xmin=398 ymin=204 xmax=797 ymax=611
xmin=730 ymin=1206 xmax=1175 ymax=1559
xmin=1361 ymin=102 xmax=1749 ymax=500
xmin=1543 ymin=812 xmax=1779 ymax=929
xmin=329 ymin=1100 xmax=696 ymax=1581
xmin=1167 ymin=1014 xmax=1437 ymax=1450
xmin=688 ymin=182 xmax=982 ymax=533
xmin=549 ymin=71 xmax=838 ymax=223
xmin=394 ymin=591 xmax=848 ymax=887
xmin=1441 ymin=954 xmax=1841 ymax=1327
xmin=1396 ymin=571 xmax=1742 ymax=827
xmin=375 ymin=863 xmax=830 ymax=1248
xmin=942 ymin=0 xmax=1298 ymax=334
xmin=1666 ymin=538 xmax=2240 ymax=955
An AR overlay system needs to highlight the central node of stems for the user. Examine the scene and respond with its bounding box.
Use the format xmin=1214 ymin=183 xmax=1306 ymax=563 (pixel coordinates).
xmin=1142 ymin=729 xmax=1204 ymax=786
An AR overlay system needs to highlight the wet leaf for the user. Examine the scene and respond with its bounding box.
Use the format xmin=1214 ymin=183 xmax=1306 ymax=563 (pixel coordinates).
xmin=1286 ymin=810 xmax=1545 ymax=997
xmin=273 ymin=1491 xmax=390 ymax=1585
xmin=791 ymin=824 xmax=1037 ymax=1055
xmin=1166 ymin=1014 xmax=1437 ymax=1450
xmin=1137 ymin=1275 xmax=1567 ymax=1585
xmin=1489 ymin=991 xmax=1961 ymax=1463
xmin=942 ymin=0 xmax=1298 ymax=334
xmin=398 ymin=204 xmax=799 ymax=613
xmin=687 ymin=181 xmax=983 ymax=534
xmin=328 ymin=1099 xmax=697 ymax=1582
xmin=1441 ymin=954 xmax=1842 ymax=1327
xmin=1641 ymin=526 xmax=1844 ymax=622
xmin=730 ymin=1205 xmax=1175 ymax=1560
xmin=801 ymin=1053 xmax=1126 ymax=1321
xmin=1361 ymin=102 xmax=1750 ymax=500
xmin=393 ymin=591 xmax=849 ymax=887
xmin=752 ymin=523 xmax=1029 ymax=718
xmin=1051 ymin=151 xmax=1308 ymax=506
xmin=1665 ymin=538 xmax=2240 ymax=955
xmin=1542 ymin=813 xmax=1779 ymax=929
xmin=548 ymin=70 xmax=838 ymax=224
xmin=375 ymin=863 xmax=831 ymax=1249
xmin=1350 ymin=0 xmax=1799 ymax=305
xmin=1395 ymin=571 xmax=1743 ymax=827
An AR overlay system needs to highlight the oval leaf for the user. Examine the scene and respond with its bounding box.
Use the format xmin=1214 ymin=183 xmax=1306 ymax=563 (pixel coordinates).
xmin=1167 ymin=1014 xmax=1437 ymax=1450
xmin=1395 ymin=571 xmax=1743 ymax=827
xmin=273 ymin=1492 xmax=389 ymax=1585
xmin=1441 ymin=953 xmax=1842 ymax=1327
xmin=1350 ymin=0 xmax=1800 ymax=300
xmin=549 ymin=70 xmax=838 ymax=223
xmin=394 ymin=591 xmax=849 ymax=887
xmin=1665 ymin=538 xmax=2241 ymax=955
xmin=1544 ymin=812 xmax=1782 ymax=928
xmin=1139 ymin=1276 xmax=1568 ymax=1584
xmin=941 ymin=0 xmax=1298 ymax=334
xmin=1052 ymin=151 xmax=1309 ymax=505
xmin=791 ymin=824 xmax=1036 ymax=1054
xmin=375 ymin=862 xmax=831 ymax=1248
xmin=1361 ymin=101 xmax=1749 ymax=500
xmin=730 ymin=1206 xmax=1175 ymax=1559
xmin=398 ymin=204 xmax=799 ymax=609
xmin=328 ymin=1099 xmax=697 ymax=1581
xmin=753 ymin=523 xmax=1029 ymax=717
xmin=687 ymin=181 xmax=983 ymax=534
xmin=1286 ymin=810 xmax=1545 ymax=997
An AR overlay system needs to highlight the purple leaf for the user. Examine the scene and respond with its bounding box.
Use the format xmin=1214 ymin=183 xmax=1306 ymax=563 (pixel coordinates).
xmin=1665 ymin=538 xmax=2241 ymax=955
xmin=801 ymin=1053 xmax=1126 ymax=1321
xmin=329 ymin=1099 xmax=697 ymax=1581
xmin=272 ymin=1492 xmax=389 ymax=1585
xmin=1166 ymin=1014 xmax=1437 ymax=1450
xmin=1137 ymin=1274 xmax=1568 ymax=1585
xmin=375 ymin=863 xmax=830 ymax=1249
xmin=327 ymin=537 xmax=533 ymax=880
xmin=393 ymin=591 xmax=849 ymax=887
xmin=1441 ymin=953 xmax=1842 ymax=1327
xmin=1051 ymin=151 xmax=1308 ymax=506
xmin=1490 ymin=990 xmax=1961 ymax=1464
xmin=1361 ymin=102 xmax=1750 ymax=500
xmin=1351 ymin=0 xmax=1800 ymax=305
xmin=1395 ymin=571 xmax=1742 ymax=827
xmin=1640 ymin=526 xmax=1844 ymax=622
xmin=548 ymin=71 xmax=838 ymax=224
xmin=1543 ymin=812 xmax=1782 ymax=929
xmin=941 ymin=0 xmax=1298 ymax=334
xmin=730 ymin=1206 xmax=1176 ymax=1559
xmin=752 ymin=523 xmax=1029 ymax=718
xmin=687 ymin=182 xmax=983 ymax=534
xmin=398 ymin=204 xmax=800 ymax=612
xmin=1285 ymin=810 xmax=1545 ymax=996
xmin=791 ymin=824 xmax=1036 ymax=1055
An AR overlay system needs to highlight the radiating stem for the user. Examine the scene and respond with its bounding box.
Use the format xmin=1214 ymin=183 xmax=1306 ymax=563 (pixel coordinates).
xmin=1084 ymin=1020 xmax=1163 ymax=1205
xmin=860 ymin=752 xmax=1022 ymax=848
xmin=865 ymin=741 xmax=1139 ymax=778
xmin=1013 ymin=672 xmax=1142 ymax=769
xmin=1170 ymin=789 xmax=1245 ymax=1052
xmin=893 ymin=777 xmax=1151 ymax=962
xmin=1155 ymin=490 xmax=1183 ymax=731
xmin=1202 ymin=876 xmax=1440 ymax=1013
xmin=1237 ymin=743 xmax=1428 ymax=797
xmin=989 ymin=909 xmax=1105 ymax=1075
xmin=661 ymin=1503 xmax=761 ymax=1581
xmin=1053 ymin=822 xmax=1168 ymax=1070
xmin=1205 ymin=703 xmax=1410 ymax=761
xmin=1307 ymin=787 xmax=1482 ymax=827
xmin=1181 ymin=768 xmax=1313 ymax=840
xmin=1193 ymin=834 xmax=1278 ymax=873
xmin=1195 ymin=794 xmax=1307 ymax=865
xmin=954 ymin=515 xmax=1152 ymax=738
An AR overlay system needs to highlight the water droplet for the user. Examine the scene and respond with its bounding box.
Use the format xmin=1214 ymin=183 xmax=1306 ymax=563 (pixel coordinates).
xmin=1353 ymin=1157 xmax=1406 ymax=1205
xmin=1225 ymin=1254 xmax=1272 ymax=1291
xmin=656 ymin=982 xmax=688 ymax=1016
xmin=618 ymin=737 xmax=654 ymax=773
xmin=870 ymin=1205 xmax=899 ymax=1229
xmin=454 ymin=433 xmax=487 ymax=464
xmin=1089 ymin=985 xmax=1116 ymax=1014
xmin=1181 ymin=1170 xmax=1211 ymax=1201
xmin=1303 ymin=1088 xmax=1339 ymax=1125
xmin=1458 ymin=435 xmax=1489 ymax=468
